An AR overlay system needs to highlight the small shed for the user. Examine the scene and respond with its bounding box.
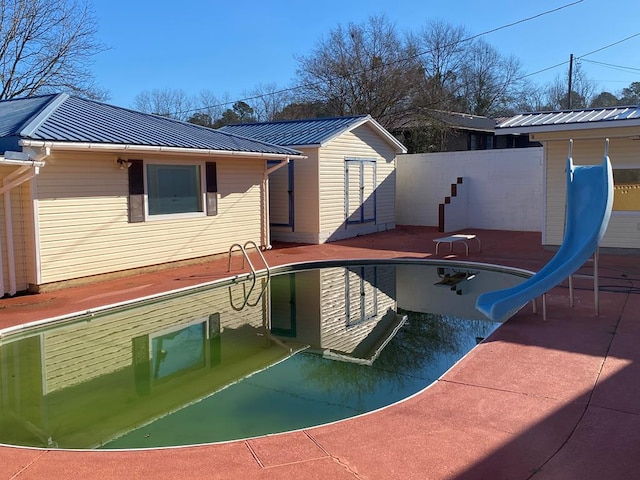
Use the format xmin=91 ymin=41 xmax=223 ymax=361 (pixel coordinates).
xmin=220 ymin=115 xmax=407 ymax=244
xmin=0 ymin=94 xmax=302 ymax=294
xmin=496 ymin=106 xmax=640 ymax=250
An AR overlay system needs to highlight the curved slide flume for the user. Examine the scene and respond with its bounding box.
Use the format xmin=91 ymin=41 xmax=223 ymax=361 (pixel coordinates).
xmin=476 ymin=142 xmax=614 ymax=322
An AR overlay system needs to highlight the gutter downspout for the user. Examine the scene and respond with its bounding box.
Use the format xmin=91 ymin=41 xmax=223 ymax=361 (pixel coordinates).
xmin=0 ymin=151 xmax=47 ymax=296
xmin=263 ymin=158 xmax=291 ymax=250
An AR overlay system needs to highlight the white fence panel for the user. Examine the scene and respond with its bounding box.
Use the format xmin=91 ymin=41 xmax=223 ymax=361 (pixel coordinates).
xmin=396 ymin=148 xmax=543 ymax=231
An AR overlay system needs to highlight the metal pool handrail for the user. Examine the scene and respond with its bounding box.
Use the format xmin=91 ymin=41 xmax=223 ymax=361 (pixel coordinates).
xmin=227 ymin=241 xmax=270 ymax=279
xmin=227 ymin=241 xmax=271 ymax=311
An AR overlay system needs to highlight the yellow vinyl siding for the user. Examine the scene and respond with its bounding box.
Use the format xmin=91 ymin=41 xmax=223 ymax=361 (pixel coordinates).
xmin=319 ymin=266 xmax=396 ymax=355
xmin=0 ymin=168 xmax=33 ymax=291
xmin=35 ymin=153 xmax=264 ymax=285
xmin=293 ymin=149 xmax=320 ymax=235
xmin=268 ymin=165 xmax=289 ymax=224
xmin=319 ymin=124 xmax=396 ymax=242
xmin=43 ymin=278 xmax=267 ymax=393
xmin=543 ymin=135 xmax=640 ymax=248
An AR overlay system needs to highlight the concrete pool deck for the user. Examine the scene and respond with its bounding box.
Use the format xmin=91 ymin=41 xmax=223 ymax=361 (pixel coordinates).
xmin=1 ymin=226 xmax=640 ymax=479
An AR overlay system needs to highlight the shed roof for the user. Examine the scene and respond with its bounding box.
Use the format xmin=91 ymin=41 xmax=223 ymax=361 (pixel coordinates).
xmin=219 ymin=115 xmax=407 ymax=153
xmin=496 ymin=106 xmax=640 ymax=134
xmin=0 ymin=93 xmax=302 ymax=156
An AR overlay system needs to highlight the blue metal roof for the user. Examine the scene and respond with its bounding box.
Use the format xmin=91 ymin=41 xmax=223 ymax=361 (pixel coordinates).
xmin=0 ymin=94 xmax=302 ymax=156
xmin=0 ymin=95 xmax=54 ymax=138
xmin=219 ymin=116 xmax=371 ymax=147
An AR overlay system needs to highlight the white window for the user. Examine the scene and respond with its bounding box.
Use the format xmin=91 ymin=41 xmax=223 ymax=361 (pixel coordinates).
xmin=147 ymin=164 xmax=202 ymax=215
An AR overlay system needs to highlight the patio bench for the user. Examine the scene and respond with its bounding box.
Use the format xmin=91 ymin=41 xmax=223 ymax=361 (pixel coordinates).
xmin=433 ymin=234 xmax=481 ymax=256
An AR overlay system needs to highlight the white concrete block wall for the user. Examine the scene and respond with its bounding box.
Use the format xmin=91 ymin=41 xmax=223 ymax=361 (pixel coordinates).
xmin=396 ymin=147 xmax=544 ymax=231
xmin=443 ymin=179 xmax=469 ymax=232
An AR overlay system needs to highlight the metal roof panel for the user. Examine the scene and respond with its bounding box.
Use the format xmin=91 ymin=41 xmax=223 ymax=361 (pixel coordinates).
xmin=0 ymin=95 xmax=57 ymax=137
xmin=0 ymin=95 xmax=301 ymax=156
xmin=219 ymin=116 xmax=369 ymax=147
xmin=497 ymin=106 xmax=640 ymax=131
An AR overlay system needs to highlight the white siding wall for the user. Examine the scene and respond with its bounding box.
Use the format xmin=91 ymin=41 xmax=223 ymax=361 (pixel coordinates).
xmin=544 ymin=136 xmax=640 ymax=248
xmin=396 ymin=148 xmax=543 ymax=231
xmin=35 ymin=152 xmax=264 ymax=285
xmin=318 ymin=124 xmax=397 ymax=243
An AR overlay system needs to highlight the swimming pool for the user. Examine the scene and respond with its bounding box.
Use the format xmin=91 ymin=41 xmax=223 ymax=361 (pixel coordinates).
xmin=0 ymin=260 xmax=530 ymax=450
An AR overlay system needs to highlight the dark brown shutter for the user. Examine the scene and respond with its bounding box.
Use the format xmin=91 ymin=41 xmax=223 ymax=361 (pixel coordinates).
xmin=206 ymin=162 xmax=218 ymax=216
xmin=128 ymin=160 xmax=144 ymax=222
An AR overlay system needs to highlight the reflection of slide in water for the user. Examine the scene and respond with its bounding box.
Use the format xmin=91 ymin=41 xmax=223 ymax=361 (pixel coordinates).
xmin=476 ymin=141 xmax=614 ymax=322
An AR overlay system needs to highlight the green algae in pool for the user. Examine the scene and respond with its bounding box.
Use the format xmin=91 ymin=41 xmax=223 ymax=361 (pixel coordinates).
xmin=0 ymin=263 xmax=525 ymax=449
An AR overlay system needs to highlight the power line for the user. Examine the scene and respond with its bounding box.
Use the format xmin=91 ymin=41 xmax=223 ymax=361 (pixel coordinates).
xmin=577 ymin=32 xmax=640 ymax=60
xmin=580 ymin=58 xmax=640 ymax=74
xmin=171 ymin=0 xmax=584 ymax=117
xmin=515 ymin=31 xmax=640 ymax=85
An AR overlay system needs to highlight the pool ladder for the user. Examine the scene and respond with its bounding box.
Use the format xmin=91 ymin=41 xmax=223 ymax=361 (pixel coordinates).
xmin=227 ymin=241 xmax=270 ymax=310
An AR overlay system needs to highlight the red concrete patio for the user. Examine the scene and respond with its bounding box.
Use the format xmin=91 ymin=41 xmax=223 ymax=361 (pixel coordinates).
xmin=1 ymin=226 xmax=639 ymax=479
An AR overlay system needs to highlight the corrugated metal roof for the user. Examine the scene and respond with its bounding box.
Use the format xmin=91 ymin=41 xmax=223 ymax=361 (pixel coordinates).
xmin=497 ymin=106 xmax=640 ymax=131
xmin=0 ymin=95 xmax=54 ymax=137
xmin=0 ymin=93 xmax=302 ymax=156
xmin=219 ymin=115 xmax=369 ymax=147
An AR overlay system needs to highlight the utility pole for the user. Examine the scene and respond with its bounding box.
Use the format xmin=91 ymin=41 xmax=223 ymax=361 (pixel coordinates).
xmin=567 ymin=54 xmax=574 ymax=109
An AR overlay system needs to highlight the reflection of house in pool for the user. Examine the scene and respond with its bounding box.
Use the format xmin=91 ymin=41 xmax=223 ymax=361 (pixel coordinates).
xmin=269 ymin=265 xmax=403 ymax=365
xmin=0 ymin=265 xmax=402 ymax=448
xmin=0 ymin=283 xmax=303 ymax=449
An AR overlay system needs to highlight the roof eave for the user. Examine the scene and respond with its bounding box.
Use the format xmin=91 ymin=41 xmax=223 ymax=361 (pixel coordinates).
xmin=496 ymin=118 xmax=640 ymax=136
xmin=18 ymin=140 xmax=304 ymax=159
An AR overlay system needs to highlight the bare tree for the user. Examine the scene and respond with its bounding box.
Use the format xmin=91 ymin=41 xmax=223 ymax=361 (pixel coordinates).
xmin=0 ymin=0 xmax=106 ymax=100
xmin=242 ymin=83 xmax=293 ymax=122
xmin=407 ymin=20 xmax=470 ymax=112
xmin=544 ymin=62 xmax=597 ymax=110
xmin=132 ymin=88 xmax=195 ymax=120
xmin=193 ymin=89 xmax=234 ymax=124
xmin=459 ymin=39 xmax=524 ymax=116
xmin=512 ymin=80 xmax=548 ymax=113
xmin=295 ymin=15 xmax=421 ymax=129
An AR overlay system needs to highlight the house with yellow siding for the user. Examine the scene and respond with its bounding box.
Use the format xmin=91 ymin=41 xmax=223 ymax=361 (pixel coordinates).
xmin=0 ymin=93 xmax=303 ymax=295
xmin=496 ymin=106 xmax=640 ymax=251
xmin=220 ymin=115 xmax=407 ymax=244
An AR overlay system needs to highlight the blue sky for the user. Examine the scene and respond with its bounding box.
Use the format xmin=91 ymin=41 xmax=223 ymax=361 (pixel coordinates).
xmin=91 ymin=0 xmax=640 ymax=109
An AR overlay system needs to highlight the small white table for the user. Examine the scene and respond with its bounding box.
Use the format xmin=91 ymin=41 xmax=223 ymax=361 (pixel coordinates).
xmin=433 ymin=234 xmax=481 ymax=256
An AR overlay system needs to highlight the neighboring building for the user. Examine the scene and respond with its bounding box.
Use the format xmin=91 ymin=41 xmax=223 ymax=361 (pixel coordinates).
xmin=393 ymin=111 xmax=541 ymax=153
xmin=392 ymin=111 xmax=496 ymax=153
xmin=220 ymin=115 xmax=407 ymax=244
xmin=432 ymin=111 xmax=498 ymax=151
xmin=0 ymin=94 xmax=302 ymax=295
xmin=496 ymin=106 xmax=640 ymax=250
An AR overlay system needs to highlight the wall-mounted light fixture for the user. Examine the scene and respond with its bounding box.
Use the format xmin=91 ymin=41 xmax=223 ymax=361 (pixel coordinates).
xmin=116 ymin=158 xmax=132 ymax=169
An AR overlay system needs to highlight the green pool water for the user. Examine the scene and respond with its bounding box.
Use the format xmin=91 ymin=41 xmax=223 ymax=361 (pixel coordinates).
xmin=0 ymin=261 xmax=527 ymax=449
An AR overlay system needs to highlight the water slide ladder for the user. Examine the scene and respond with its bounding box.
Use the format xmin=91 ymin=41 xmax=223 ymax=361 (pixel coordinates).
xmin=227 ymin=241 xmax=271 ymax=311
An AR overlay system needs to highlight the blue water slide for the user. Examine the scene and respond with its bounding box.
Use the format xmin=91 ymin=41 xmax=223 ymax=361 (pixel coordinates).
xmin=475 ymin=142 xmax=614 ymax=321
